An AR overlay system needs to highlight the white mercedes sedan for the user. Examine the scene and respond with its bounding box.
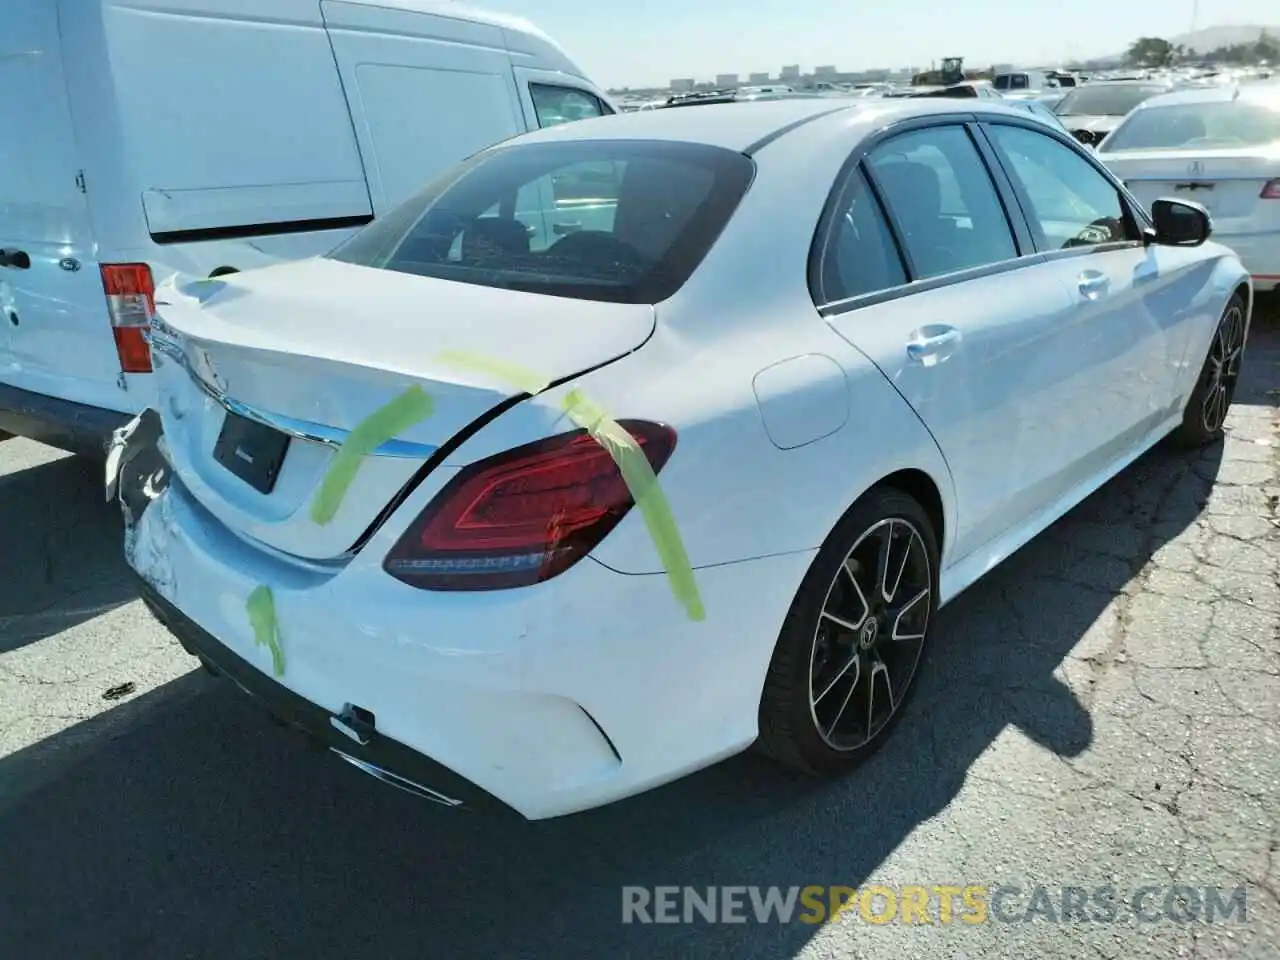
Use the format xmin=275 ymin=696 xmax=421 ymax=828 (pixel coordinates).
xmin=110 ymin=97 xmax=1252 ymax=820
xmin=1098 ymin=83 xmax=1280 ymax=290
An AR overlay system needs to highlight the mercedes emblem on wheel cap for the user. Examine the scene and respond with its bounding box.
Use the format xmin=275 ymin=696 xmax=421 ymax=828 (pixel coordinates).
xmin=859 ymin=618 xmax=879 ymax=650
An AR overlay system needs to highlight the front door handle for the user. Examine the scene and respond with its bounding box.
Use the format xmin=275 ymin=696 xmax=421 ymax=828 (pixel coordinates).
xmin=0 ymin=249 xmax=30 ymax=270
xmin=906 ymin=326 xmax=962 ymax=365
xmin=1077 ymin=270 xmax=1109 ymax=299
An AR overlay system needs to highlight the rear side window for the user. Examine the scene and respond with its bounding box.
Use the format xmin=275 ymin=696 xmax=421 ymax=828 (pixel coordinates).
xmin=986 ymin=124 xmax=1135 ymax=250
xmin=817 ymin=169 xmax=907 ymax=302
xmin=866 ymin=125 xmax=1017 ymax=279
xmin=530 ymin=84 xmax=610 ymax=128
xmin=328 ymin=140 xmax=754 ymax=304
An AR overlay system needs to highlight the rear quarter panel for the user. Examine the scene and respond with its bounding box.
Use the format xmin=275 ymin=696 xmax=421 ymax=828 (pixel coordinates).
xmin=406 ymin=107 xmax=961 ymax=576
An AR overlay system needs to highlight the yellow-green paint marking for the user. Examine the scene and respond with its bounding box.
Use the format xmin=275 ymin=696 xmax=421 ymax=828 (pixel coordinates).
xmin=246 ymin=585 xmax=286 ymax=678
xmin=561 ymin=388 xmax=705 ymax=621
xmin=309 ymin=385 xmax=435 ymax=526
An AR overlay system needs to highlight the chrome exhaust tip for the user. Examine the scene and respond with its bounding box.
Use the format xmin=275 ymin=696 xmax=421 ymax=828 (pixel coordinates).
xmin=331 ymin=749 xmax=465 ymax=808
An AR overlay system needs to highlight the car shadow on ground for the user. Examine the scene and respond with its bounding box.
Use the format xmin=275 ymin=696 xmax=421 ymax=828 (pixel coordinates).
xmin=0 ymin=451 xmax=1230 ymax=956
xmin=2 ymin=309 xmax=1273 ymax=956
xmin=0 ymin=451 xmax=137 ymax=653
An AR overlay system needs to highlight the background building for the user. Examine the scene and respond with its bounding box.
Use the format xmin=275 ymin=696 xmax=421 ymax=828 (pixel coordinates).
xmin=780 ymin=64 xmax=801 ymax=80
xmin=669 ymin=77 xmax=695 ymax=92
xmin=748 ymin=71 xmax=771 ymax=84
xmin=714 ymin=73 xmax=739 ymax=88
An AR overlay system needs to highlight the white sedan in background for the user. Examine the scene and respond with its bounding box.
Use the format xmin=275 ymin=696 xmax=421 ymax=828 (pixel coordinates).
xmin=1099 ymin=83 xmax=1280 ymax=290
xmin=113 ymin=98 xmax=1251 ymax=820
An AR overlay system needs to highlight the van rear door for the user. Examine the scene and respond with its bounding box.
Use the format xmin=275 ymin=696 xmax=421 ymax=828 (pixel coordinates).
xmin=0 ymin=0 xmax=129 ymax=413
xmin=321 ymin=0 xmax=527 ymax=212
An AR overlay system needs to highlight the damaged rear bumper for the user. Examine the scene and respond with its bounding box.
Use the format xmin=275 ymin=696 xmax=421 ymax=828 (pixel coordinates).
xmin=133 ymin=575 xmax=519 ymax=816
xmin=112 ymin=409 xmax=520 ymax=817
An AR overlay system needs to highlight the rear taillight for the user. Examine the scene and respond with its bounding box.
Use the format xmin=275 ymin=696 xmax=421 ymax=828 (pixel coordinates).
xmin=384 ymin=420 xmax=677 ymax=591
xmin=100 ymin=263 xmax=155 ymax=373
xmin=1261 ymin=179 xmax=1280 ymax=199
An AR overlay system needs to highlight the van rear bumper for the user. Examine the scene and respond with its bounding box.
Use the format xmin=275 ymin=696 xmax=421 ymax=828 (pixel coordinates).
xmin=0 ymin=382 xmax=130 ymax=457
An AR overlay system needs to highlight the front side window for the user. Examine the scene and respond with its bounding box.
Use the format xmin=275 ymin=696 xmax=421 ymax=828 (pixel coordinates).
xmin=986 ymin=123 xmax=1135 ymax=250
xmin=327 ymin=139 xmax=754 ymax=304
xmin=529 ymin=84 xmax=609 ymax=128
xmin=866 ymin=125 xmax=1017 ymax=280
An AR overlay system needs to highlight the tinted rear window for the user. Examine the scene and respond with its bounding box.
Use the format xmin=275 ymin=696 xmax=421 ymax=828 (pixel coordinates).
xmin=1054 ymin=84 xmax=1167 ymax=117
xmin=327 ymin=140 xmax=755 ymax=304
xmin=1102 ymin=99 xmax=1280 ymax=151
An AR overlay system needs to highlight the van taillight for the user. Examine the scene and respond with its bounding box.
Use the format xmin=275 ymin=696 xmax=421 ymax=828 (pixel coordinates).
xmin=1261 ymin=179 xmax=1280 ymax=200
xmin=100 ymin=263 xmax=155 ymax=374
xmin=384 ymin=421 xmax=677 ymax=591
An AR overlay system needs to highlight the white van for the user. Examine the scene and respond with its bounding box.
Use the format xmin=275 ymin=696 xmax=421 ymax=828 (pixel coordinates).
xmin=0 ymin=0 xmax=613 ymax=455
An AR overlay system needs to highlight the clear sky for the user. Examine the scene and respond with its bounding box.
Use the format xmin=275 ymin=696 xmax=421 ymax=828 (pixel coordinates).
xmin=491 ymin=0 xmax=1280 ymax=88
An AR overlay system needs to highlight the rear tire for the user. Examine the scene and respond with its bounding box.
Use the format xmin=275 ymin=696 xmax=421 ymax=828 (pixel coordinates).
xmin=1172 ymin=293 xmax=1247 ymax=448
xmin=756 ymin=486 xmax=940 ymax=775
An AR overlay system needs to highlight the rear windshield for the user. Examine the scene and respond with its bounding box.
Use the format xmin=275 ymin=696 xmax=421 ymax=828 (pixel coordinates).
xmin=1102 ymin=99 xmax=1280 ymax=151
xmin=1054 ymin=84 xmax=1167 ymax=117
xmin=327 ymin=139 xmax=755 ymax=304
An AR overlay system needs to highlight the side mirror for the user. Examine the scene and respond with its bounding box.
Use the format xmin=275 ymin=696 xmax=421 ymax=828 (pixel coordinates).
xmin=1148 ymin=198 xmax=1211 ymax=246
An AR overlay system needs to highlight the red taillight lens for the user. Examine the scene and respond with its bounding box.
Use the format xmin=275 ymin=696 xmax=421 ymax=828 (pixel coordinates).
xmin=384 ymin=420 xmax=677 ymax=590
xmin=100 ymin=262 xmax=155 ymax=373
xmin=1261 ymin=179 xmax=1280 ymax=199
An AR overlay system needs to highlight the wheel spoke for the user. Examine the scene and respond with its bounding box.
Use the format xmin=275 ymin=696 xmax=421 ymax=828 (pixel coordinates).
xmin=815 ymin=652 xmax=860 ymax=705
xmin=875 ymin=520 xmax=900 ymax=601
xmin=821 ymin=610 xmax=862 ymax=633
xmin=890 ymin=586 xmax=930 ymax=641
xmin=867 ymin=658 xmax=893 ymax=731
xmin=825 ymin=658 xmax=862 ymax=738
xmin=886 ymin=531 xmax=911 ymax=603
xmin=839 ymin=559 xmax=870 ymax=626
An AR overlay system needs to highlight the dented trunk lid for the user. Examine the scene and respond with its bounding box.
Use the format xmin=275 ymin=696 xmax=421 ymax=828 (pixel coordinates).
xmin=149 ymin=258 xmax=655 ymax=560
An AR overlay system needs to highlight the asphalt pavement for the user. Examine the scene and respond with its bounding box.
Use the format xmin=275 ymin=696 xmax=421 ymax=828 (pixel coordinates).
xmin=1 ymin=305 xmax=1277 ymax=959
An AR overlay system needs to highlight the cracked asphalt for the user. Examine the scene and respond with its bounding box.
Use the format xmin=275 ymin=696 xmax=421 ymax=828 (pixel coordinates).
xmin=1 ymin=304 xmax=1278 ymax=959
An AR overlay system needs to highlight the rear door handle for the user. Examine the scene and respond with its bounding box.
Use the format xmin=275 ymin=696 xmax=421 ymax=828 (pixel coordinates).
xmin=0 ymin=249 xmax=30 ymax=270
xmin=906 ymin=326 xmax=962 ymax=364
xmin=552 ymin=221 xmax=583 ymax=236
xmin=1077 ymin=270 xmax=1109 ymax=299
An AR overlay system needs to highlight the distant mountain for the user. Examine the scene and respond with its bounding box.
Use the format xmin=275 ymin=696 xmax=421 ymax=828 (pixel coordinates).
xmin=1102 ymin=24 xmax=1280 ymax=62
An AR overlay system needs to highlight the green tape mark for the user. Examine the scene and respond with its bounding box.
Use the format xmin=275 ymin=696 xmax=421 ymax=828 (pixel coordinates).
xmin=433 ymin=351 xmax=551 ymax=396
xmin=246 ymin=585 xmax=286 ymax=678
xmin=309 ymin=385 xmax=435 ymax=526
xmin=561 ymin=388 xmax=705 ymax=622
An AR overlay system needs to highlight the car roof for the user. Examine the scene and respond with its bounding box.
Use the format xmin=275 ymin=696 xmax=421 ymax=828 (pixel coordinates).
xmin=512 ymin=97 xmax=1048 ymax=154
xmin=1078 ymin=79 xmax=1171 ymax=88
xmin=335 ymin=0 xmax=547 ymax=35
xmin=1134 ymin=83 xmax=1280 ymax=110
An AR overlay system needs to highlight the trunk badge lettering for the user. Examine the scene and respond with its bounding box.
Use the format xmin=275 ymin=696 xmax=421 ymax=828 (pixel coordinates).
xmin=1187 ymin=161 xmax=1205 ymax=176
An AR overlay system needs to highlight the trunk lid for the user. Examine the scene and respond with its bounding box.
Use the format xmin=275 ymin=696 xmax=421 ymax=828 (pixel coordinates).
xmin=1105 ymin=150 xmax=1279 ymax=225
xmin=150 ymin=257 xmax=655 ymax=560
